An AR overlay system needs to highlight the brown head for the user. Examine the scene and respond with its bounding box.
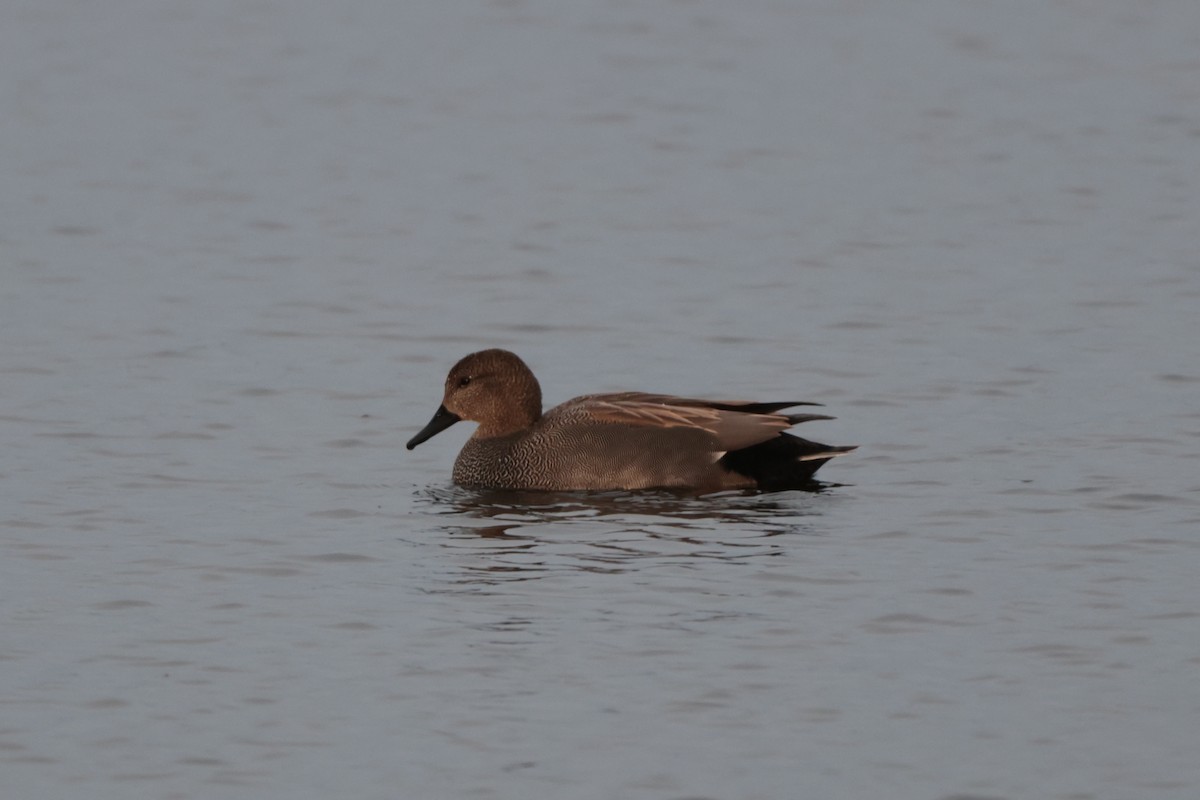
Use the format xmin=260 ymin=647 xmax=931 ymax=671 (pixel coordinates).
xmin=406 ymin=349 xmax=544 ymax=449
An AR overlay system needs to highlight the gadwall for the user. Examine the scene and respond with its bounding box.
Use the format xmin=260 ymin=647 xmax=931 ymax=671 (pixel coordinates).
xmin=407 ymin=349 xmax=855 ymax=492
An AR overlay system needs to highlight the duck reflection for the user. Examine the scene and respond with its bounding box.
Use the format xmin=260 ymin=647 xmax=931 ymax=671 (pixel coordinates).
xmin=414 ymin=484 xmax=842 ymax=586
xmin=419 ymin=484 xmax=830 ymax=520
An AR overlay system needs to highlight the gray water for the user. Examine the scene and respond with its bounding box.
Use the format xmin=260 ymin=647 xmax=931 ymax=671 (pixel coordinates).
xmin=3 ymin=1 xmax=1199 ymax=798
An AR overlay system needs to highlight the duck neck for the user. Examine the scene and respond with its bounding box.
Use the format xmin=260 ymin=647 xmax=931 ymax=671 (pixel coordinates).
xmin=478 ymin=381 xmax=542 ymax=438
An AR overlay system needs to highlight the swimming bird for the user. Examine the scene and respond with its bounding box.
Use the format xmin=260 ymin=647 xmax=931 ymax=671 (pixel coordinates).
xmin=406 ymin=349 xmax=854 ymax=492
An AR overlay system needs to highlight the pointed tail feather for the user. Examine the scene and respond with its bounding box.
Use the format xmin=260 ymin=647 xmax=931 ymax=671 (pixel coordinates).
xmin=785 ymin=413 xmax=836 ymax=425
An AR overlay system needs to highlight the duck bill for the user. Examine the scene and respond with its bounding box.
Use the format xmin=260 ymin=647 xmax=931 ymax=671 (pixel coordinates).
xmin=406 ymin=405 xmax=462 ymax=450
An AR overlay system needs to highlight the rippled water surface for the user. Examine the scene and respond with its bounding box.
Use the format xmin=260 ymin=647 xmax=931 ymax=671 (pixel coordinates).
xmin=4 ymin=1 xmax=1199 ymax=798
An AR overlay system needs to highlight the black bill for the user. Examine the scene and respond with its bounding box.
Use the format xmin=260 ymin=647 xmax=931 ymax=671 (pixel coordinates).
xmin=406 ymin=405 xmax=462 ymax=450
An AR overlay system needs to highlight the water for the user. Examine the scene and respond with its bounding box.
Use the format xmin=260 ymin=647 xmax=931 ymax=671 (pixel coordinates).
xmin=3 ymin=1 xmax=1199 ymax=798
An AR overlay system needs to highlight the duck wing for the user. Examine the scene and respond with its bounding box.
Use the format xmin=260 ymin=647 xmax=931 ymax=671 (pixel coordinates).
xmin=565 ymin=393 xmax=833 ymax=453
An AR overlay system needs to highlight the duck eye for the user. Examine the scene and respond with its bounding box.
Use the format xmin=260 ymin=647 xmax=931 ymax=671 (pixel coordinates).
xmin=457 ymin=375 xmax=472 ymax=388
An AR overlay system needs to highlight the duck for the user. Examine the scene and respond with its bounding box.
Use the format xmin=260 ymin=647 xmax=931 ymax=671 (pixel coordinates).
xmin=406 ymin=348 xmax=854 ymax=492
